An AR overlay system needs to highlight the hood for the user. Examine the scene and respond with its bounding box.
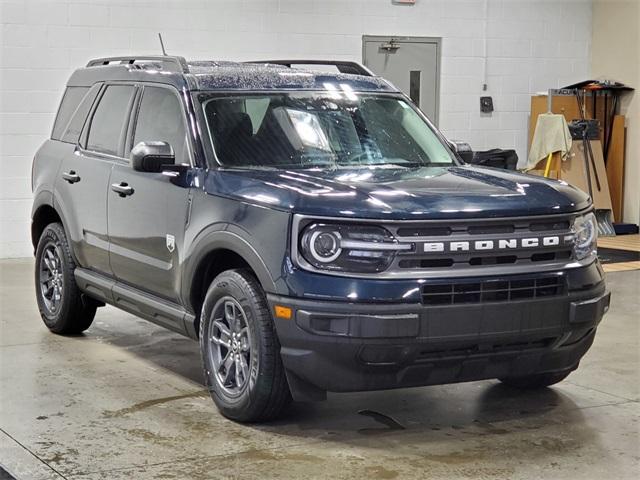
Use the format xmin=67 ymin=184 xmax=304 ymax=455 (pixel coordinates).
xmin=203 ymin=165 xmax=590 ymax=220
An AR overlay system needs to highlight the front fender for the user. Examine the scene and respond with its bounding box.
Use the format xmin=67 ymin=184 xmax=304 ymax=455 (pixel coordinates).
xmin=181 ymin=227 xmax=278 ymax=312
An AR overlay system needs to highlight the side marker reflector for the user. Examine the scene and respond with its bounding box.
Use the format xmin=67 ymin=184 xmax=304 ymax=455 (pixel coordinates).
xmin=274 ymin=305 xmax=292 ymax=320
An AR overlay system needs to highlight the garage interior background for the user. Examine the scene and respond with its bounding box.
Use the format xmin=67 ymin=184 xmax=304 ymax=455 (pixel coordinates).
xmin=0 ymin=0 xmax=638 ymax=258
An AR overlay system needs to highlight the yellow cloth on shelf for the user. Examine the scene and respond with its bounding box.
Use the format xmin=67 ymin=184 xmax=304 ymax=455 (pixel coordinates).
xmin=525 ymin=113 xmax=572 ymax=170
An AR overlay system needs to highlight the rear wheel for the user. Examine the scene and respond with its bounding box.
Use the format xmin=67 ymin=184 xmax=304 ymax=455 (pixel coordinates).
xmin=499 ymin=370 xmax=572 ymax=389
xmin=200 ymin=269 xmax=291 ymax=422
xmin=35 ymin=222 xmax=96 ymax=334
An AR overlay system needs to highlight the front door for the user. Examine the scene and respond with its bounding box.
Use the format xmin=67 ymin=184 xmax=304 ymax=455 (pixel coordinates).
xmin=363 ymin=36 xmax=440 ymax=125
xmin=107 ymin=85 xmax=192 ymax=302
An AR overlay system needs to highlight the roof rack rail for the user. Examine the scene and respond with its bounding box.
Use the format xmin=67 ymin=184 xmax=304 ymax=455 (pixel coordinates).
xmin=86 ymin=55 xmax=189 ymax=73
xmin=246 ymin=60 xmax=374 ymax=77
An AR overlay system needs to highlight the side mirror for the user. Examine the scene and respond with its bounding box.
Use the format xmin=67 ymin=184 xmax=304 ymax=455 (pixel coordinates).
xmin=130 ymin=141 xmax=175 ymax=173
xmin=448 ymin=139 xmax=474 ymax=163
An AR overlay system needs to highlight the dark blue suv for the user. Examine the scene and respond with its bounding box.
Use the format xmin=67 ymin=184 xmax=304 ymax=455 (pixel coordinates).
xmin=31 ymin=56 xmax=610 ymax=422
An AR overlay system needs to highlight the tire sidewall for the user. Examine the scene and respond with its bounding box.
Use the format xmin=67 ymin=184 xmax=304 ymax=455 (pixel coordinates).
xmin=200 ymin=272 xmax=267 ymax=417
xmin=35 ymin=224 xmax=72 ymax=329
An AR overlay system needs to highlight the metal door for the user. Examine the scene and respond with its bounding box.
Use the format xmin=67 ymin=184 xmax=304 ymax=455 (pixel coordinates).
xmin=363 ymin=36 xmax=440 ymax=125
xmin=54 ymin=148 xmax=114 ymax=275
xmin=107 ymin=84 xmax=192 ymax=303
xmin=54 ymin=83 xmax=136 ymax=276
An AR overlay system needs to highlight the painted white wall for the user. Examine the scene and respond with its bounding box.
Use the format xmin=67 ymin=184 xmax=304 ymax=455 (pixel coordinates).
xmin=1 ymin=0 xmax=593 ymax=258
xmin=592 ymin=0 xmax=639 ymax=226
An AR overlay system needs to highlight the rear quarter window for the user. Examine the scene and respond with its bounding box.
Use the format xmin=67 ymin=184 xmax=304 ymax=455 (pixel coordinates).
xmin=60 ymin=83 xmax=101 ymax=145
xmin=51 ymin=87 xmax=89 ymax=140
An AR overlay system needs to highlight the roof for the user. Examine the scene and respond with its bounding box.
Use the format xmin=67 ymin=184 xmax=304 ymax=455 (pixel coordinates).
xmin=67 ymin=56 xmax=398 ymax=93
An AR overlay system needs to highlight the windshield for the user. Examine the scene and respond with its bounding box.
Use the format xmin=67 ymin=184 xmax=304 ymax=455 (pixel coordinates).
xmin=202 ymin=92 xmax=457 ymax=169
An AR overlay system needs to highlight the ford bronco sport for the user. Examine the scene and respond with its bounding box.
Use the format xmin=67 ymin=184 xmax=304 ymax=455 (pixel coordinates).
xmin=31 ymin=56 xmax=610 ymax=422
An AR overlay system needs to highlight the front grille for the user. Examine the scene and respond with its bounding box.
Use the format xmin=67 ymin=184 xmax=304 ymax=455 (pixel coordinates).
xmin=421 ymin=275 xmax=566 ymax=305
xmin=399 ymin=250 xmax=572 ymax=269
xmin=393 ymin=217 xmax=570 ymax=238
xmin=293 ymin=212 xmax=584 ymax=279
xmin=383 ymin=213 xmax=577 ymax=275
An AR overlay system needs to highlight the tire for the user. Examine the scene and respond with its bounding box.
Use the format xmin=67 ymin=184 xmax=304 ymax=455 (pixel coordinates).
xmin=34 ymin=222 xmax=96 ymax=334
xmin=499 ymin=370 xmax=572 ymax=389
xmin=199 ymin=269 xmax=291 ymax=422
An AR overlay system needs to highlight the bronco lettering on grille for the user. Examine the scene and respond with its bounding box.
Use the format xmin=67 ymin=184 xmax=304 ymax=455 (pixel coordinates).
xmin=422 ymin=236 xmax=562 ymax=253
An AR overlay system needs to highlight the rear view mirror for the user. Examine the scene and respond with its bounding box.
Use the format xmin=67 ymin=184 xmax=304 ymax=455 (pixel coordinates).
xmin=130 ymin=141 xmax=175 ymax=173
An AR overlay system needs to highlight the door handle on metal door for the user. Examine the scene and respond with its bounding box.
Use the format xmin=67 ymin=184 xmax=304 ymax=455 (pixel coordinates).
xmin=62 ymin=171 xmax=81 ymax=184
xmin=111 ymin=182 xmax=134 ymax=197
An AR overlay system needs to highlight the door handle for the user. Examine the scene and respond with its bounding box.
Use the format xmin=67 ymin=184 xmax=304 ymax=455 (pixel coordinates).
xmin=62 ymin=171 xmax=81 ymax=184
xmin=111 ymin=182 xmax=134 ymax=197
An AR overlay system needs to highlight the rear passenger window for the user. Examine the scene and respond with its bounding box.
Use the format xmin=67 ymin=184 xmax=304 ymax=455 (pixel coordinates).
xmin=60 ymin=84 xmax=101 ymax=144
xmin=87 ymin=85 xmax=135 ymax=156
xmin=133 ymin=86 xmax=188 ymax=163
xmin=51 ymin=87 xmax=89 ymax=140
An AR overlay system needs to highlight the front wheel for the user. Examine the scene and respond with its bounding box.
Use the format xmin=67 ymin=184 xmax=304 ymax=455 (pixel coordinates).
xmin=499 ymin=370 xmax=572 ymax=389
xmin=200 ymin=269 xmax=291 ymax=422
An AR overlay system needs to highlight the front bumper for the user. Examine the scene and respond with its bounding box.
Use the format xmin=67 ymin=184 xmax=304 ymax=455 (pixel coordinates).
xmin=268 ymin=267 xmax=609 ymax=401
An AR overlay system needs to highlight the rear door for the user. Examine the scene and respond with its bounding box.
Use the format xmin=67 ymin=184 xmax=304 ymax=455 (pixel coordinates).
xmin=107 ymin=84 xmax=192 ymax=302
xmin=54 ymin=83 xmax=135 ymax=274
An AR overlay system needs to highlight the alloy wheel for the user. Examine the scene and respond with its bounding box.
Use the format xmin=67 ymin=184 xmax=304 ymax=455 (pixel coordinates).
xmin=208 ymin=296 xmax=254 ymax=396
xmin=39 ymin=243 xmax=63 ymax=314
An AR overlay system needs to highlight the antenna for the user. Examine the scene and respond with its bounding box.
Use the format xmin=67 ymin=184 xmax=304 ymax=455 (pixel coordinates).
xmin=158 ymin=33 xmax=167 ymax=56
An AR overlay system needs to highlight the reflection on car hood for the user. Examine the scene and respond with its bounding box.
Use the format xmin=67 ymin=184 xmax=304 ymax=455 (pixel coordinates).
xmin=203 ymin=165 xmax=590 ymax=220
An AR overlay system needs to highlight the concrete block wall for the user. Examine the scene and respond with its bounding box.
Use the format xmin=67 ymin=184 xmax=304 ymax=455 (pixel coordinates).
xmin=592 ymin=0 xmax=639 ymax=226
xmin=0 ymin=0 xmax=592 ymax=258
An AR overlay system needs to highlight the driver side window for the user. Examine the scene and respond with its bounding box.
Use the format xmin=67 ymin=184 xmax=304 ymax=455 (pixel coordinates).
xmin=133 ymin=86 xmax=188 ymax=164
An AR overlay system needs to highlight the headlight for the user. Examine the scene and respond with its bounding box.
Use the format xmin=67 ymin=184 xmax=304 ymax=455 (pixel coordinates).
xmin=572 ymin=212 xmax=597 ymax=260
xmin=305 ymin=229 xmax=342 ymax=263
xmin=299 ymin=223 xmax=410 ymax=273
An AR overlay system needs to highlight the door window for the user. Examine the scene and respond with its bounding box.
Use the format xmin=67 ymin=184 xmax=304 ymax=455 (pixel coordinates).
xmin=87 ymin=85 xmax=135 ymax=156
xmin=133 ymin=87 xmax=188 ymax=164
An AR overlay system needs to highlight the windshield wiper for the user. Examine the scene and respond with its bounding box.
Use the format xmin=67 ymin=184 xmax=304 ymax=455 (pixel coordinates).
xmin=269 ymin=162 xmax=336 ymax=170
xmin=381 ymin=161 xmax=423 ymax=168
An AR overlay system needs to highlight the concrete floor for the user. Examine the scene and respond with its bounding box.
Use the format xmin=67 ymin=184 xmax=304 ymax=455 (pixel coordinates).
xmin=0 ymin=258 xmax=638 ymax=480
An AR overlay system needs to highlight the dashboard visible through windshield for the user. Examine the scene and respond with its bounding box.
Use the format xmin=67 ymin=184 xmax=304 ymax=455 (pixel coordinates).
xmin=201 ymin=92 xmax=457 ymax=169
